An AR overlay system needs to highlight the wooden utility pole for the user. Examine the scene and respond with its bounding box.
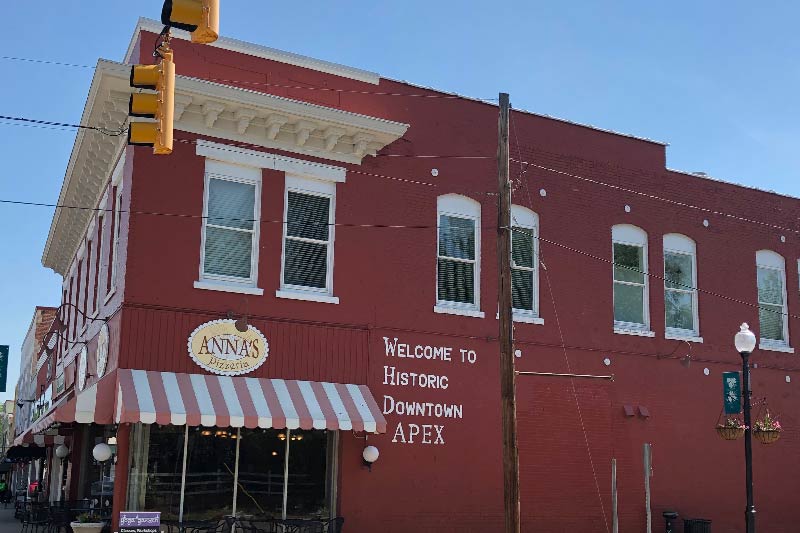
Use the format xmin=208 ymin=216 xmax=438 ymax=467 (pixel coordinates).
xmin=497 ymin=92 xmax=520 ymax=533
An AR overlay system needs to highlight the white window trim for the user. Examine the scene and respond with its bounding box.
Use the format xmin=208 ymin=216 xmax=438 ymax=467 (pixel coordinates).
xmin=663 ymin=236 xmax=700 ymax=338
xmin=665 ymin=331 xmax=703 ymax=343
xmin=435 ymin=305 xmax=485 ymax=319
xmin=279 ymin=174 xmax=337 ymax=300
xmin=496 ymin=310 xmax=544 ymax=325
xmin=756 ymin=250 xmax=790 ymax=349
xmin=197 ymin=161 xmax=262 ymax=291
xmin=612 ymin=225 xmax=650 ymax=332
xmin=510 ymin=206 xmax=540 ymax=319
xmin=193 ymin=280 xmax=264 ymax=296
xmin=614 ymin=327 xmax=655 ymax=338
xmin=436 ymin=211 xmax=481 ymax=313
xmin=108 ymin=156 xmax=125 ymax=298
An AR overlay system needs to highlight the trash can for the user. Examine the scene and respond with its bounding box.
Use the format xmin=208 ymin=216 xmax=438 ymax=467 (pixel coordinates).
xmin=684 ymin=518 xmax=711 ymax=532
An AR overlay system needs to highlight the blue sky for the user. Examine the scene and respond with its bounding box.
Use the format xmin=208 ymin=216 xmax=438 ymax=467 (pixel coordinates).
xmin=0 ymin=1 xmax=798 ymax=402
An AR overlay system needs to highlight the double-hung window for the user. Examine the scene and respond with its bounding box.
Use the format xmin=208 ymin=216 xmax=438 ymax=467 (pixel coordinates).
xmin=197 ymin=160 xmax=262 ymax=294
xmin=510 ymin=205 xmax=540 ymax=322
xmin=435 ymin=194 xmax=483 ymax=318
xmin=663 ymin=234 xmax=700 ymax=340
xmin=278 ymin=174 xmax=337 ymax=303
xmin=756 ymin=250 xmax=791 ymax=351
xmin=612 ymin=224 xmax=651 ymax=334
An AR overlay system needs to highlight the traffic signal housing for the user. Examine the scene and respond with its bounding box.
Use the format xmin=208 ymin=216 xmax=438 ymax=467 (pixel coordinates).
xmin=161 ymin=0 xmax=219 ymax=44
xmin=128 ymin=48 xmax=175 ymax=155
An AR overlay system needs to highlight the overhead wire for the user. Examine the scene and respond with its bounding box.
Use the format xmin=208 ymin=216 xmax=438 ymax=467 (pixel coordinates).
xmin=0 ymin=54 xmax=498 ymax=102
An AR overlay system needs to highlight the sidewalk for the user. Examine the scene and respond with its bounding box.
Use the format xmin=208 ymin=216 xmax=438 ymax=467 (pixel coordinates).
xmin=0 ymin=507 xmax=17 ymax=533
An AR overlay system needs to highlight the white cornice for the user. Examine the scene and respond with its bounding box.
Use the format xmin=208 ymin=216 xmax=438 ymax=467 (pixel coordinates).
xmin=42 ymin=59 xmax=409 ymax=276
xmin=125 ymin=17 xmax=379 ymax=85
xmin=174 ymin=75 xmax=408 ymax=164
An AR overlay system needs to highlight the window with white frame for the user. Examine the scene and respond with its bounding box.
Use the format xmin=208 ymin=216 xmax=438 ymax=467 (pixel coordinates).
xmin=612 ymin=224 xmax=650 ymax=331
xmin=106 ymin=154 xmax=125 ymax=299
xmin=436 ymin=194 xmax=481 ymax=315
xmin=756 ymin=250 xmax=789 ymax=348
xmin=511 ymin=205 xmax=539 ymax=317
xmin=281 ymin=175 xmax=335 ymax=295
xmin=200 ymin=160 xmax=261 ymax=287
xmin=663 ymin=234 xmax=699 ymax=338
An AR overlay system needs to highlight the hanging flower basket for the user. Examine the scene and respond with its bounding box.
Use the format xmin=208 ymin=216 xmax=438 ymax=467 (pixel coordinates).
xmin=716 ymin=425 xmax=745 ymax=440
xmin=716 ymin=416 xmax=746 ymax=440
xmin=753 ymin=410 xmax=782 ymax=444
xmin=753 ymin=429 xmax=781 ymax=444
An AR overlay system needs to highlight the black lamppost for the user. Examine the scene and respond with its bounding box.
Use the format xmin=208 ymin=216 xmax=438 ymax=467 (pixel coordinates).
xmin=734 ymin=323 xmax=757 ymax=533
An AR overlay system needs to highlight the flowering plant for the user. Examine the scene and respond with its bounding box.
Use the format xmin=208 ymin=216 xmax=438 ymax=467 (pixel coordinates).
xmin=717 ymin=417 xmax=746 ymax=429
xmin=754 ymin=412 xmax=782 ymax=432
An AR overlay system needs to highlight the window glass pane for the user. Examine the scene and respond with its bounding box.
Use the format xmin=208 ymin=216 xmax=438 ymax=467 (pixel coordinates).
xmin=287 ymin=192 xmax=330 ymax=241
xmin=127 ymin=425 xmax=184 ymax=520
xmin=204 ymin=227 xmax=253 ymax=279
xmin=665 ymin=290 xmax=694 ymax=331
xmin=437 ymin=259 xmax=475 ymax=304
xmin=757 ymin=267 xmax=784 ymax=305
xmin=235 ymin=429 xmax=287 ymax=517
xmin=664 ymin=252 xmax=693 ymax=290
xmin=512 ymin=269 xmax=533 ymax=311
xmin=208 ymin=179 xmax=255 ymax=230
xmin=759 ymin=304 xmax=784 ymax=341
xmin=439 ymin=216 xmax=475 ymax=260
xmin=182 ymin=428 xmax=236 ymax=521
xmin=284 ymin=240 xmax=327 ymax=289
xmin=613 ymin=243 xmax=644 ymax=283
xmin=512 ymin=227 xmax=533 ymax=269
xmin=614 ymin=283 xmax=645 ymax=325
xmin=285 ymin=430 xmax=329 ymax=519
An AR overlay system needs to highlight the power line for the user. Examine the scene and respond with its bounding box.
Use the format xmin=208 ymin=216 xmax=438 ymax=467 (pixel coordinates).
xmin=0 ymin=114 xmax=126 ymax=136
xmin=0 ymin=55 xmax=498 ymax=102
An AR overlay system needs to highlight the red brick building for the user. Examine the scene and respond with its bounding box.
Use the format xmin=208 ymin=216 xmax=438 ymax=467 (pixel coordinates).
xmin=12 ymin=17 xmax=800 ymax=532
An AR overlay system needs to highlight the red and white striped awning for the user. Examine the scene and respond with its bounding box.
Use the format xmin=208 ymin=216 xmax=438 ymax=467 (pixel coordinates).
xmin=116 ymin=369 xmax=387 ymax=433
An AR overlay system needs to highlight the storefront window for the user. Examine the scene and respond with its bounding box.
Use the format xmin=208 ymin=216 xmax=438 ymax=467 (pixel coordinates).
xmin=127 ymin=425 xmax=336 ymax=521
xmin=286 ymin=430 xmax=329 ymax=519
xmin=128 ymin=425 xmax=185 ymax=520
xmin=183 ymin=427 xmax=237 ymax=520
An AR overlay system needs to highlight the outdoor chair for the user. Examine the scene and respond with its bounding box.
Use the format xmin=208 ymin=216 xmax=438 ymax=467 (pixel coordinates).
xmin=19 ymin=502 xmax=49 ymax=533
xmin=46 ymin=507 xmax=71 ymax=533
xmin=242 ymin=517 xmax=344 ymax=533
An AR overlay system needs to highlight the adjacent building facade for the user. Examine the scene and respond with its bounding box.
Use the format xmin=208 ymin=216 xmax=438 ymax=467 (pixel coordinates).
xmin=10 ymin=18 xmax=800 ymax=532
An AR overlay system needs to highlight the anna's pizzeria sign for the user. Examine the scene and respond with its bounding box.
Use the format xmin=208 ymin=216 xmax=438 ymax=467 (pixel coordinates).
xmin=187 ymin=319 xmax=269 ymax=376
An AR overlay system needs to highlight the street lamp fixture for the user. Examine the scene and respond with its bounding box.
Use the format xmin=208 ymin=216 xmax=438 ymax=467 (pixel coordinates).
xmin=734 ymin=323 xmax=757 ymax=533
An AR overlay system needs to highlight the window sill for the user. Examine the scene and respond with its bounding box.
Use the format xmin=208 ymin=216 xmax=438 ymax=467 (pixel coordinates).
xmin=194 ymin=280 xmax=264 ymax=296
xmin=614 ymin=327 xmax=655 ymax=338
xmin=665 ymin=332 xmax=703 ymax=343
xmin=434 ymin=305 xmax=485 ymax=319
xmin=495 ymin=312 xmax=544 ymax=325
xmin=758 ymin=342 xmax=795 ymax=354
xmin=276 ymin=290 xmax=339 ymax=304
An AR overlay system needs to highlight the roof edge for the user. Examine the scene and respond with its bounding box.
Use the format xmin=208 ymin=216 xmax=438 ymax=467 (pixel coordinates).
xmin=125 ymin=18 xmax=380 ymax=85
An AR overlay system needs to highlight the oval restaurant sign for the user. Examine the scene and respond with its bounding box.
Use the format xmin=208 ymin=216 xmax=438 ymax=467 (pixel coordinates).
xmin=187 ymin=319 xmax=269 ymax=376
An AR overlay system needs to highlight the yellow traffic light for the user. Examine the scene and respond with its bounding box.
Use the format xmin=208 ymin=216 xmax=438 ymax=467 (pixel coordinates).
xmin=161 ymin=0 xmax=219 ymax=44
xmin=127 ymin=48 xmax=175 ymax=155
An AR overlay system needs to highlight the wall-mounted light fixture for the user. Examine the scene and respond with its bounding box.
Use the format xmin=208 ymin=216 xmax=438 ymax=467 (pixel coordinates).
xmin=362 ymin=445 xmax=379 ymax=472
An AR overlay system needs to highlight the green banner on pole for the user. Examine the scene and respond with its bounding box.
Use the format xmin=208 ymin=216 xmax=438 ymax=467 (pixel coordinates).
xmin=0 ymin=345 xmax=8 ymax=393
xmin=723 ymin=371 xmax=741 ymax=414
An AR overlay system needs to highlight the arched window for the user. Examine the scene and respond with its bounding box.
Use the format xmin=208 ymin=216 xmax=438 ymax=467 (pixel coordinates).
xmin=510 ymin=205 xmax=540 ymax=320
xmin=756 ymin=250 xmax=790 ymax=350
xmin=612 ymin=224 xmax=650 ymax=332
xmin=435 ymin=194 xmax=483 ymax=317
xmin=663 ymin=234 xmax=699 ymax=339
